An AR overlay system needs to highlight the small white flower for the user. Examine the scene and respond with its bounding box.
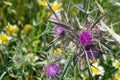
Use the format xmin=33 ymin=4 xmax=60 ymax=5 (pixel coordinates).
xmin=113 ymin=60 xmax=120 ymax=69
xmin=51 ymin=1 xmax=62 ymax=12
xmin=115 ymin=72 xmax=120 ymax=80
xmin=49 ymin=1 xmax=63 ymax=23
xmin=0 ymin=32 xmax=12 ymax=44
xmin=6 ymin=23 xmax=19 ymax=36
xmin=60 ymin=58 xmax=67 ymax=64
xmin=91 ymin=62 xmax=104 ymax=76
xmin=115 ymin=2 xmax=120 ymax=6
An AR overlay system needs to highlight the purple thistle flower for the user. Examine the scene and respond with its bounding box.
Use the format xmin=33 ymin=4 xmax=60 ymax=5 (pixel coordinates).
xmin=14 ymin=56 xmax=20 ymax=62
xmin=54 ymin=26 xmax=64 ymax=35
xmin=85 ymin=45 xmax=100 ymax=60
xmin=13 ymin=55 xmax=21 ymax=62
xmin=46 ymin=63 xmax=60 ymax=77
xmin=78 ymin=31 xmax=93 ymax=45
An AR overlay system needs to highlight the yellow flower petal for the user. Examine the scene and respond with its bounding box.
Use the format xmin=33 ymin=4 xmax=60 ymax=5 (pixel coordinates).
xmin=0 ymin=34 xmax=11 ymax=44
xmin=54 ymin=48 xmax=62 ymax=54
xmin=39 ymin=1 xmax=47 ymax=6
xmin=7 ymin=26 xmax=19 ymax=35
xmin=115 ymin=61 xmax=120 ymax=68
xmin=115 ymin=73 xmax=120 ymax=80
xmin=91 ymin=66 xmax=100 ymax=74
xmin=90 ymin=60 xmax=98 ymax=64
xmin=52 ymin=3 xmax=61 ymax=11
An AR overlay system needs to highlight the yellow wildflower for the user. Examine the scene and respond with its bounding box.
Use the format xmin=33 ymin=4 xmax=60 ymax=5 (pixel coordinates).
xmin=91 ymin=66 xmax=100 ymax=74
xmin=91 ymin=62 xmax=104 ymax=76
xmin=54 ymin=48 xmax=62 ymax=54
xmin=24 ymin=24 xmax=32 ymax=33
xmin=39 ymin=0 xmax=47 ymax=6
xmin=52 ymin=2 xmax=61 ymax=11
xmin=0 ymin=34 xmax=11 ymax=44
xmin=115 ymin=73 xmax=120 ymax=80
xmin=109 ymin=72 xmax=120 ymax=80
xmin=113 ymin=60 xmax=120 ymax=69
xmin=7 ymin=25 xmax=19 ymax=35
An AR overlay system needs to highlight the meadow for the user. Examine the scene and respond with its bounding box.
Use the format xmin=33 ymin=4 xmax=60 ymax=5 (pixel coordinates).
xmin=0 ymin=0 xmax=120 ymax=80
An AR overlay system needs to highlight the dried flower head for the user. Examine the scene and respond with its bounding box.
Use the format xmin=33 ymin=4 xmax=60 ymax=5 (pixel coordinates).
xmin=46 ymin=63 xmax=60 ymax=77
xmin=24 ymin=24 xmax=32 ymax=33
xmin=54 ymin=26 xmax=64 ymax=35
xmin=78 ymin=31 xmax=93 ymax=45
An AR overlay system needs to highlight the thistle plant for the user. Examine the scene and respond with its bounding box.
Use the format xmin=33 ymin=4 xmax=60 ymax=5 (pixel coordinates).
xmin=46 ymin=0 xmax=120 ymax=80
xmin=0 ymin=0 xmax=120 ymax=80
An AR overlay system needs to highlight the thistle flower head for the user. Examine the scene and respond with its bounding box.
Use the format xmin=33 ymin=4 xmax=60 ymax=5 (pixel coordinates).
xmin=54 ymin=26 xmax=64 ymax=35
xmin=14 ymin=56 xmax=20 ymax=62
xmin=46 ymin=63 xmax=60 ymax=77
xmin=13 ymin=55 xmax=22 ymax=63
xmin=85 ymin=45 xmax=99 ymax=60
xmin=87 ymin=48 xmax=99 ymax=60
xmin=78 ymin=31 xmax=93 ymax=45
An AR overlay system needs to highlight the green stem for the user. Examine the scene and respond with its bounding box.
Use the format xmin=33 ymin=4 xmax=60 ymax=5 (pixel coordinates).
xmin=34 ymin=7 xmax=46 ymax=54
xmin=67 ymin=0 xmax=71 ymax=19
xmin=0 ymin=53 xmax=4 ymax=67
xmin=74 ymin=64 xmax=78 ymax=80
xmin=84 ymin=50 xmax=93 ymax=80
xmin=84 ymin=0 xmax=90 ymax=24
xmin=61 ymin=55 xmax=74 ymax=80
xmin=0 ymin=71 xmax=7 ymax=80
